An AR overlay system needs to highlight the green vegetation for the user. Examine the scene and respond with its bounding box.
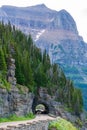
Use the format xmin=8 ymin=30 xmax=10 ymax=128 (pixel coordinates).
xmin=0 ymin=113 xmax=35 ymax=123
xmin=75 ymin=118 xmax=83 ymax=127
xmin=49 ymin=118 xmax=78 ymax=130
xmin=0 ymin=22 xmax=83 ymax=115
xmin=0 ymin=74 xmax=11 ymax=90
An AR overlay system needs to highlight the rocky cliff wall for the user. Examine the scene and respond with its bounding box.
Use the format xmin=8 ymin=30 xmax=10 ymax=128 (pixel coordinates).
xmin=0 ymin=88 xmax=34 ymax=117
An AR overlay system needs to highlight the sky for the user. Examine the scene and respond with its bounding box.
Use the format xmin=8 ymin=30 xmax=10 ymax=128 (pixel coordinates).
xmin=0 ymin=0 xmax=87 ymax=42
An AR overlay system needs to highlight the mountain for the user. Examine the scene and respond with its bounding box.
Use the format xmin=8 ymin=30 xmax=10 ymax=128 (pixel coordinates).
xmin=0 ymin=4 xmax=87 ymax=110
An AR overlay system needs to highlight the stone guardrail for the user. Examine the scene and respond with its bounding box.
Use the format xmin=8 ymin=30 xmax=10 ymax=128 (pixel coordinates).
xmin=0 ymin=116 xmax=56 ymax=130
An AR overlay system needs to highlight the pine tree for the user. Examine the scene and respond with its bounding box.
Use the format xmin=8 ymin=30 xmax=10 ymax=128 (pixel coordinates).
xmin=72 ymin=88 xmax=83 ymax=116
xmin=0 ymin=47 xmax=7 ymax=71
xmin=15 ymin=47 xmax=25 ymax=85
xmin=34 ymin=63 xmax=47 ymax=87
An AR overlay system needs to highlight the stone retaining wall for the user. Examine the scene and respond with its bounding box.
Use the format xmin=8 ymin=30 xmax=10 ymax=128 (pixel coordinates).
xmin=0 ymin=119 xmax=53 ymax=130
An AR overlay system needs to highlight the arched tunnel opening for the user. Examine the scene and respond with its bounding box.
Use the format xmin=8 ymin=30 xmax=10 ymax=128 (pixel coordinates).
xmin=35 ymin=103 xmax=49 ymax=114
xmin=32 ymin=97 xmax=49 ymax=114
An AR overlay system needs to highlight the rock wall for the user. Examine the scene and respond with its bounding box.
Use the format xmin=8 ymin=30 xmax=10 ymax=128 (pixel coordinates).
xmin=0 ymin=118 xmax=53 ymax=130
xmin=0 ymin=88 xmax=10 ymax=117
xmin=7 ymin=58 xmax=16 ymax=90
xmin=0 ymin=88 xmax=34 ymax=117
xmin=32 ymin=87 xmax=63 ymax=115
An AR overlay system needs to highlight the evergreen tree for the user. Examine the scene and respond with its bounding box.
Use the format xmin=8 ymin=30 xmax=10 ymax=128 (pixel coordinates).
xmin=15 ymin=48 xmax=25 ymax=85
xmin=42 ymin=50 xmax=50 ymax=72
xmin=34 ymin=63 xmax=47 ymax=87
xmin=0 ymin=47 xmax=7 ymax=71
xmin=72 ymin=88 xmax=83 ymax=116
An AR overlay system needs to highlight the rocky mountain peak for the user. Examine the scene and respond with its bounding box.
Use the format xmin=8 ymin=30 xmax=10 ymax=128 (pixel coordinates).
xmin=26 ymin=3 xmax=54 ymax=14
xmin=33 ymin=4 xmax=48 ymax=8
xmin=56 ymin=9 xmax=78 ymax=34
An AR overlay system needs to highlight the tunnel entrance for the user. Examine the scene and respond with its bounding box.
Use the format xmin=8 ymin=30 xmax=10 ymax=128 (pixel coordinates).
xmin=32 ymin=97 xmax=49 ymax=114
xmin=35 ymin=103 xmax=49 ymax=114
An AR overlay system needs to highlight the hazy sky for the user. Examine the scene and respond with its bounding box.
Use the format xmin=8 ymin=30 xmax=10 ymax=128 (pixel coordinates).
xmin=0 ymin=0 xmax=87 ymax=42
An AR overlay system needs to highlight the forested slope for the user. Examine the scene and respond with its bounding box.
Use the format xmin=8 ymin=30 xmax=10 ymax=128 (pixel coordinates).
xmin=0 ymin=22 xmax=83 ymax=115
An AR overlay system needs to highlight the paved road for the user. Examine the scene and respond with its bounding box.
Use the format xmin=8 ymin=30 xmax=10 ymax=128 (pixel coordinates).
xmin=0 ymin=115 xmax=56 ymax=128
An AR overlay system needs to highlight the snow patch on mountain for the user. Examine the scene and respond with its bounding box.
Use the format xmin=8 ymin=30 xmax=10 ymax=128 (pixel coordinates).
xmin=35 ymin=29 xmax=45 ymax=42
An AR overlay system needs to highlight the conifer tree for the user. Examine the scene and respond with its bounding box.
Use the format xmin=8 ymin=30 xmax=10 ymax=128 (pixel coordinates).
xmin=0 ymin=47 xmax=7 ymax=71
xmin=72 ymin=88 xmax=83 ymax=115
xmin=34 ymin=63 xmax=47 ymax=87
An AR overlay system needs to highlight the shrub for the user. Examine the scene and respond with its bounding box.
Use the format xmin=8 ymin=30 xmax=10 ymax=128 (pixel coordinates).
xmin=49 ymin=117 xmax=78 ymax=130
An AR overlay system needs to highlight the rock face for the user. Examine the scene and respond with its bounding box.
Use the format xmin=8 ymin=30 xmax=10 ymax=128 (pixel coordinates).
xmin=0 ymin=4 xmax=78 ymax=40
xmin=7 ymin=58 xmax=16 ymax=89
xmin=0 ymin=4 xmax=87 ymax=110
xmin=0 ymin=88 xmax=34 ymax=117
xmin=49 ymin=9 xmax=78 ymax=34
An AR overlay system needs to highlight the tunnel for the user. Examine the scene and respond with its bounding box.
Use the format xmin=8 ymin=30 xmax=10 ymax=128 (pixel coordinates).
xmin=32 ymin=97 xmax=49 ymax=114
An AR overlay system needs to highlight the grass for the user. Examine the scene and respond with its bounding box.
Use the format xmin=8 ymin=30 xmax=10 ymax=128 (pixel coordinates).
xmin=0 ymin=113 xmax=35 ymax=123
xmin=49 ymin=117 xmax=78 ymax=130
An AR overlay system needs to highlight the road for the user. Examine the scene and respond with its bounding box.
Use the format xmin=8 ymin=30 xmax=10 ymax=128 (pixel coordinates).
xmin=0 ymin=115 xmax=56 ymax=129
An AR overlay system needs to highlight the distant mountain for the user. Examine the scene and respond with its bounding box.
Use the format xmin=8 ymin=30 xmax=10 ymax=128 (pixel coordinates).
xmin=0 ymin=4 xmax=87 ymax=110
